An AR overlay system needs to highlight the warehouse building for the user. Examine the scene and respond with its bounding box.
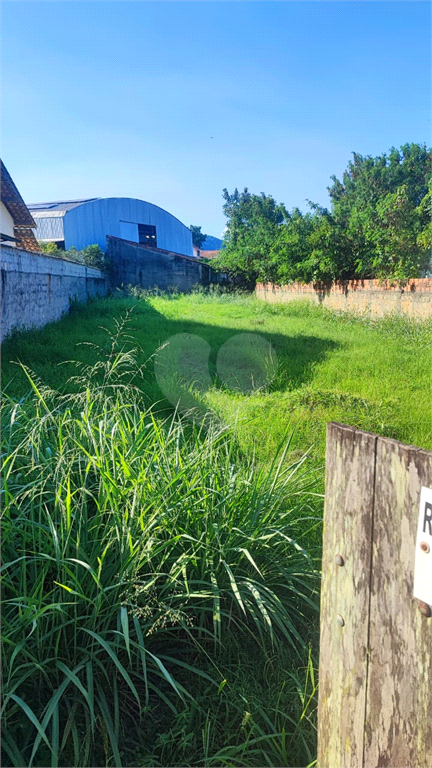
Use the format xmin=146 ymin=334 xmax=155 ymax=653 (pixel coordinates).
xmin=28 ymin=197 xmax=194 ymax=257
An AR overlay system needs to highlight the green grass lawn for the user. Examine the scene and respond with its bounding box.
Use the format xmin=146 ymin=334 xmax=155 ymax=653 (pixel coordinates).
xmin=3 ymin=291 xmax=431 ymax=463
xmin=1 ymin=292 xmax=430 ymax=767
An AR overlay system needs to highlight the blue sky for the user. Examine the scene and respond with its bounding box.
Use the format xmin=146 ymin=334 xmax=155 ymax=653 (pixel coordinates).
xmin=2 ymin=1 xmax=430 ymax=238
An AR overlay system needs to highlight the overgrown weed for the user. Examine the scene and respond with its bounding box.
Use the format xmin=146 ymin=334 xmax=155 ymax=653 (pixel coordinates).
xmin=254 ymin=299 xmax=432 ymax=347
xmin=1 ymin=317 xmax=320 ymax=767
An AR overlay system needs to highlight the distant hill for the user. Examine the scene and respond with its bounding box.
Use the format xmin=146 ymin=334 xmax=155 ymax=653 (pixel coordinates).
xmin=201 ymin=235 xmax=223 ymax=251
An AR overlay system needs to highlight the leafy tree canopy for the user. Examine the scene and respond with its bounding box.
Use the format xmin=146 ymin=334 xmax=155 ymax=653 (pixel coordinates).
xmin=39 ymin=242 xmax=107 ymax=270
xmin=213 ymin=144 xmax=431 ymax=286
xmin=189 ymin=225 xmax=207 ymax=249
xmin=213 ymin=188 xmax=287 ymax=287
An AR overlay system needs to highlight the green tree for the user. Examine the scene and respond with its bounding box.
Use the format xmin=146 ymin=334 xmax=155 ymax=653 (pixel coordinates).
xmin=268 ymin=208 xmax=317 ymax=283
xmin=415 ymin=177 xmax=432 ymax=267
xmin=213 ymin=143 xmax=431 ymax=287
xmin=303 ymin=206 xmax=354 ymax=283
xmin=39 ymin=241 xmax=64 ymax=257
xmin=39 ymin=242 xmax=108 ymax=270
xmin=352 ymin=184 xmax=429 ymax=279
xmin=214 ymin=188 xmax=287 ymax=286
xmin=189 ymin=225 xmax=207 ymax=249
xmin=328 ymin=143 xmax=431 ymax=279
xmin=76 ymin=244 xmax=107 ymax=269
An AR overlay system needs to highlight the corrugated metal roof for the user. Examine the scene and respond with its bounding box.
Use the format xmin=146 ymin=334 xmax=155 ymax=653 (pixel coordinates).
xmin=27 ymin=198 xmax=191 ymax=229
xmin=27 ymin=198 xmax=100 ymax=213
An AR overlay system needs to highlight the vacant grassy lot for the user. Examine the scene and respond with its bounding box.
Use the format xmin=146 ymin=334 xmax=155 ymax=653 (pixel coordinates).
xmin=3 ymin=292 xmax=431 ymax=460
xmin=2 ymin=292 xmax=430 ymax=768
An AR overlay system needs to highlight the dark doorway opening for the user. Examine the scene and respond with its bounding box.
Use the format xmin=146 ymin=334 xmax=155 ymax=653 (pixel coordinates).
xmin=138 ymin=224 xmax=157 ymax=248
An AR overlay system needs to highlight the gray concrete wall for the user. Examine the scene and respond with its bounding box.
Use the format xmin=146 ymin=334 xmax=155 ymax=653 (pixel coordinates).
xmin=256 ymin=279 xmax=432 ymax=318
xmin=107 ymin=236 xmax=209 ymax=292
xmin=1 ymin=245 xmax=108 ymax=340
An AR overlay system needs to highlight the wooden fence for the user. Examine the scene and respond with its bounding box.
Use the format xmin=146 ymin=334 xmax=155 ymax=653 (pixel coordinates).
xmin=318 ymin=422 xmax=432 ymax=768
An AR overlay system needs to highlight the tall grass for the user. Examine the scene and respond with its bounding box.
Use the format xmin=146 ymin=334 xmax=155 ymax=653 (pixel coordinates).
xmin=1 ymin=320 xmax=320 ymax=767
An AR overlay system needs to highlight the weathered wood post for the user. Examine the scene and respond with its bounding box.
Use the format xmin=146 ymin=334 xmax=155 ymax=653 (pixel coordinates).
xmin=318 ymin=423 xmax=432 ymax=768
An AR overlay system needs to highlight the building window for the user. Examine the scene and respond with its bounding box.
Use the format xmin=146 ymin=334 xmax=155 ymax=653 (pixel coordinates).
xmin=138 ymin=224 xmax=157 ymax=248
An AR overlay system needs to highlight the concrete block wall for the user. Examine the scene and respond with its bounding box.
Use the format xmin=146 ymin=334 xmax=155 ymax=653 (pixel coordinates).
xmin=256 ymin=279 xmax=432 ymax=318
xmin=1 ymin=245 xmax=108 ymax=340
xmin=107 ymin=236 xmax=209 ymax=293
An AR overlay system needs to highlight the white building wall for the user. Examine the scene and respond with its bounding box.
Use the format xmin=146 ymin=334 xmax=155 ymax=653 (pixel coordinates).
xmin=0 ymin=202 xmax=16 ymax=242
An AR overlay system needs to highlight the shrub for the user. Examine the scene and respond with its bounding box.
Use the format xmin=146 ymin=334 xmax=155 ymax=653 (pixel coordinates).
xmin=39 ymin=243 xmax=108 ymax=271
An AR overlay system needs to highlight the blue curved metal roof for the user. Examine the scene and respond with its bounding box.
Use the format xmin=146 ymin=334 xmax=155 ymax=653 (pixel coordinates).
xmin=28 ymin=197 xmax=194 ymax=257
xmin=27 ymin=197 xmax=191 ymax=230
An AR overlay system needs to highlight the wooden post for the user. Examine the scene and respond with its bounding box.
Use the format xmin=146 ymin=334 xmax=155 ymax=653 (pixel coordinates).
xmin=318 ymin=423 xmax=432 ymax=768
